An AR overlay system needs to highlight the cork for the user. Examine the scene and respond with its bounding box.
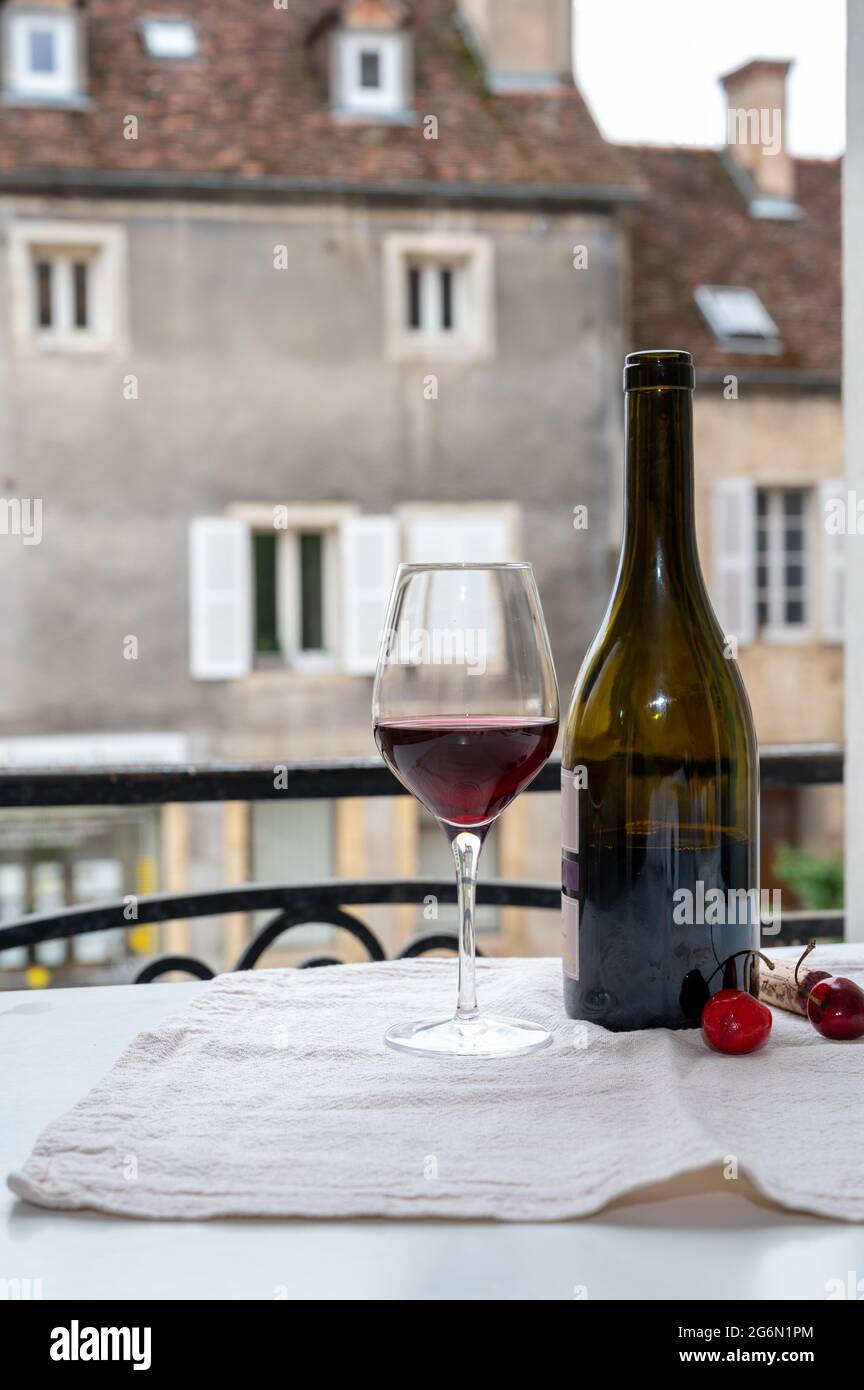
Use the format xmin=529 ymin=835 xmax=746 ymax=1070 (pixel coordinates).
xmin=758 ymin=944 xmax=830 ymax=1016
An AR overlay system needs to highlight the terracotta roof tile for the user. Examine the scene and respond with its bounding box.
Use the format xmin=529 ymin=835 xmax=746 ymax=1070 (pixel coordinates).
xmin=0 ymin=0 xmax=639 ymax=194
xmin=627 ymin=144 xmax=841 ymax=377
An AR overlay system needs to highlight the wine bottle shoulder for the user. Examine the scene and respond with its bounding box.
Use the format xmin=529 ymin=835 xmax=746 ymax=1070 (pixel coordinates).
xmin=562 ymin=594 xmax=757 ymax=770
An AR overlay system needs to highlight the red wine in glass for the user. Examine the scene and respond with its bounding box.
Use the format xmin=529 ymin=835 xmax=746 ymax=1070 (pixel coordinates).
xmin=375 ymin=715 xmax=558 ymax=827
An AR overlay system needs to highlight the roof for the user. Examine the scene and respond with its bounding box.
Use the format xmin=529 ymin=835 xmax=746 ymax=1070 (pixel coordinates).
xmin=627 ymin=144 xmax=841 ymax=378
xmin=0 ymin=0 xmax=639 ymax=200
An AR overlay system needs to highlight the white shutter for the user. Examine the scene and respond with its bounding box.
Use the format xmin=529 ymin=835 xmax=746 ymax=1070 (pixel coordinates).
xmin=189 ymin=517 xmax=252 ymax=680
xmin=820 ymin=479 xmax=845 ymax=644
xmin=340 ymin=515 xmax=400 ymax=675
xmin=711 ymin=480 xmax=756 ymax=646
xmin=404 ymin=512 xmax=514 ymax=668
xmin=405 ymin=512 xmax=512 ymax=563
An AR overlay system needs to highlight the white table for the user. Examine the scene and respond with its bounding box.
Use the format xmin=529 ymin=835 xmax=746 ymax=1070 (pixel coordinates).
xmin=2 ymin=981 xmax=862 ymax=1301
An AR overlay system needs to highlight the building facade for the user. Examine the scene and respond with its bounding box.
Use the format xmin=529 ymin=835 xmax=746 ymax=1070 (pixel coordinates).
xmin=0 ymin=2 xmax=843 ymax=981
xmin=628 ymin=59 xmax=843 ymax=888
xmin=0 ymin=0 xmax=637 ymax=976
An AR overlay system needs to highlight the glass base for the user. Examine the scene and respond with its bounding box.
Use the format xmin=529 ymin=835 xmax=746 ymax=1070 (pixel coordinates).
xmin=384 ymin=1013 xmax=553 ymax=1059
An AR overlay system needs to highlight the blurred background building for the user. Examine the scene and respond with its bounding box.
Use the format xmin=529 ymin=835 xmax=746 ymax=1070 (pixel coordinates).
xmin=0 ymin=0 xmax=843 ymax=984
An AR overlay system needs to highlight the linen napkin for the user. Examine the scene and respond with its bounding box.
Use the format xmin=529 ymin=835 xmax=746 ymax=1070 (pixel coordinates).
xmin=9 ymin=950 xmax=864 ymax=1222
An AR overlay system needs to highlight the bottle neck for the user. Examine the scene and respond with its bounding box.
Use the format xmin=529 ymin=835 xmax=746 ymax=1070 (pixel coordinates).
xmin=620 ymin=386 xmax=698 ymax=586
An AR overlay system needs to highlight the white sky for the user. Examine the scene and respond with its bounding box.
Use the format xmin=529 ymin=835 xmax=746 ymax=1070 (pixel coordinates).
xmin=574 ymin=0 xmax=846 ymax=158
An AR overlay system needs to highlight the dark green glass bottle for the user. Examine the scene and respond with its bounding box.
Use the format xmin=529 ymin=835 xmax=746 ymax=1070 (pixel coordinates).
xmin=562 ymin=350 xmax=759 ymax=1031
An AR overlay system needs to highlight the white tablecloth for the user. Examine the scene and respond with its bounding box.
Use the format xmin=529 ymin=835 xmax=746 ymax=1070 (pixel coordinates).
xmin=9 ymin=950 xmax=864 ymax=1222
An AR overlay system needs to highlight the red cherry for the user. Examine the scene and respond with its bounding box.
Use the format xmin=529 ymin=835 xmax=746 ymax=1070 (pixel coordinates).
xmin=702 ymin=989 xmax=772 ymax=1055
xmin=795 ymin=968 xmax=831 ymax=1011
xmin=806 ymin=976 xmax=864 ymax=1041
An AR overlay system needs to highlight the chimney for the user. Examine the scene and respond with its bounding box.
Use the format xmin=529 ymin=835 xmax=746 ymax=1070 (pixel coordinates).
xmin=457 ymin=0 xmax=573 ymax=92
xmin=721 ymin=59 xmax=796 ymax=204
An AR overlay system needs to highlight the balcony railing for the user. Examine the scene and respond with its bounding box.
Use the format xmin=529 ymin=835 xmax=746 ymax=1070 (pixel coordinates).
xmin=0 ymin=747 xmax=845 ymax=982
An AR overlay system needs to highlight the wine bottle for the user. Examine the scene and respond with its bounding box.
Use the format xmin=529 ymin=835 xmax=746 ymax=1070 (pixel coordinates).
xmin=562 ymin=350 xmax=759 ymax=1031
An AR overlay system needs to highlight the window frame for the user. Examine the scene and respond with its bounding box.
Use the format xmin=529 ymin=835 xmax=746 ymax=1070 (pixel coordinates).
xmin=383 ymin=232 xmax=496 ymax=363
xmin=8 ymin=221 xmax=128 ymax=354
xmin=755 ymin=486 xmax=813 ymax=643
xmin=276 ymin=527 xmax=340 ymax=673
xmin=406 ymin=260 xmax=463 ymax=336
xmin=232 ymin=503 xmax=354 ymax=675
xmin=333 ymin=28 xmax=410 ymax=118
xmin=4 ymin=8 xmax=80 ymax=101
xmin=694 ymin=285 xmax=782 ymax=353
xmin=31 ymin=247 xmax=95 ymax=338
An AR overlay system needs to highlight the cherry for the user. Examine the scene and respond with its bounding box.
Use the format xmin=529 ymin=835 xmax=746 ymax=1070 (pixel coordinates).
xmin=702 ymin=989 xmax=772 ymax=1055
xmin=795 ymin=967 xmax=831 ymax=1010
xmin=806 ymin=976 xmax=864 ymax=1041
xmin=790 ymin=940 xmax=831 ymax=1012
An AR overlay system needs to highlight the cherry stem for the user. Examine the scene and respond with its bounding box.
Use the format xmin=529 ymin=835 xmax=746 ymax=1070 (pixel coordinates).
xmin=706 ymin=948 xmax=774 ymax=987
xmin=794 ymin=939 xmax=816 ymax=986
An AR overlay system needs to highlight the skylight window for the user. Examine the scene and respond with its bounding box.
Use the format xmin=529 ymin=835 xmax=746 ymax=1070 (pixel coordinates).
xmin=695 ymin=286 xmax=781 ymax=350
xmin=140 ymin=18 xmax=198 ymax=60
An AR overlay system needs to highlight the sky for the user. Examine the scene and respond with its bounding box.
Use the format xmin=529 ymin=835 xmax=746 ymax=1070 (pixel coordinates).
xmin=574 ymin=0 xmax=846 ymax=158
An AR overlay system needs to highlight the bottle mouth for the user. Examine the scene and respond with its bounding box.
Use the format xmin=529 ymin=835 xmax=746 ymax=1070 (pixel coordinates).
xmin=624 ymin=349 xmax=695 ymax=392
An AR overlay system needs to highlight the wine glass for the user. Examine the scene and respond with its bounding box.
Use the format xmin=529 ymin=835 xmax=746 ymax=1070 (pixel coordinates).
xmin=373 ymin=563 xmax=559 ymax=1058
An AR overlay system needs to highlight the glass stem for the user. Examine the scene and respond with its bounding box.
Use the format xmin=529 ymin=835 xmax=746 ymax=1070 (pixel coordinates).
xmin=451 ymin=830 xmax=483 ymax=1021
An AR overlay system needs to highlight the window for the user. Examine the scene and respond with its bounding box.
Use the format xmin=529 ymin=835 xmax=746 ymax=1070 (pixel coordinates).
xmin=360 ymin=49 xmax=380 ymax=89
xmin=695 ymin=285 xmax=781 ymax=351
xmin=190 ymin=506 xmax=518 ymax=681
xmin=756 ymin=488 xmax=809 ymax=634
xmin=299 ymin=532 xmax=325 ymax=652
xmin=4 ymin=9 xmax=79 ymax=100
xmin=712 ymin=479 xmax=842 ymax=648
xmin=384 ymin=233 xmax=495 ymax=362
xmin=253 ymin=533 xmax=280 ymax=656
xmin=407 ymin=262 xmax=458 ymax=334
xmin=252 ymin=526 xmax=334 ymax=668
xmin=8 ymin=222 xmax=127 ymax=353
xmin=0 ymin=799 xmax=159 ymax=980
xmin=335 ymin=31 xmax=409 ymax=117
xmin=31 ymin=249 xmax=94 ymax=336
xmin=139 ymin=18 xmax=198 ymax=60
xmin=32 ymin=861 xmax=67 ymax=967
xmin=71 ymin=859 xmax=124 ymax=965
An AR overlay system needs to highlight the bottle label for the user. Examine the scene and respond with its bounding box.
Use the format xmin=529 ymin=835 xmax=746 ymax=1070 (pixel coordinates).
xmin=561 ymin=768 xmax=580 ymax=980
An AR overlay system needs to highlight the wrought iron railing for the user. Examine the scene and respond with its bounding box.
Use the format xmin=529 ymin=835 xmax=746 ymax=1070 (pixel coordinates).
xmin=0 ymin=747 xmax=845 ymax=982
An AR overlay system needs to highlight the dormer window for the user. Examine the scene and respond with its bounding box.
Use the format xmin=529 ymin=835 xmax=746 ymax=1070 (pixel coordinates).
xmin=307 ymin=0 xmax=412 ymax=120
xmin=694 ymin=286 xmax=782 ymax=353
xmin=139 ymin=18 xmax=198 ymax=60
xmin=335 ymin=29 xmax=408 ymax=117
xmin=3 ymin=7 xmax=81 ymax=102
